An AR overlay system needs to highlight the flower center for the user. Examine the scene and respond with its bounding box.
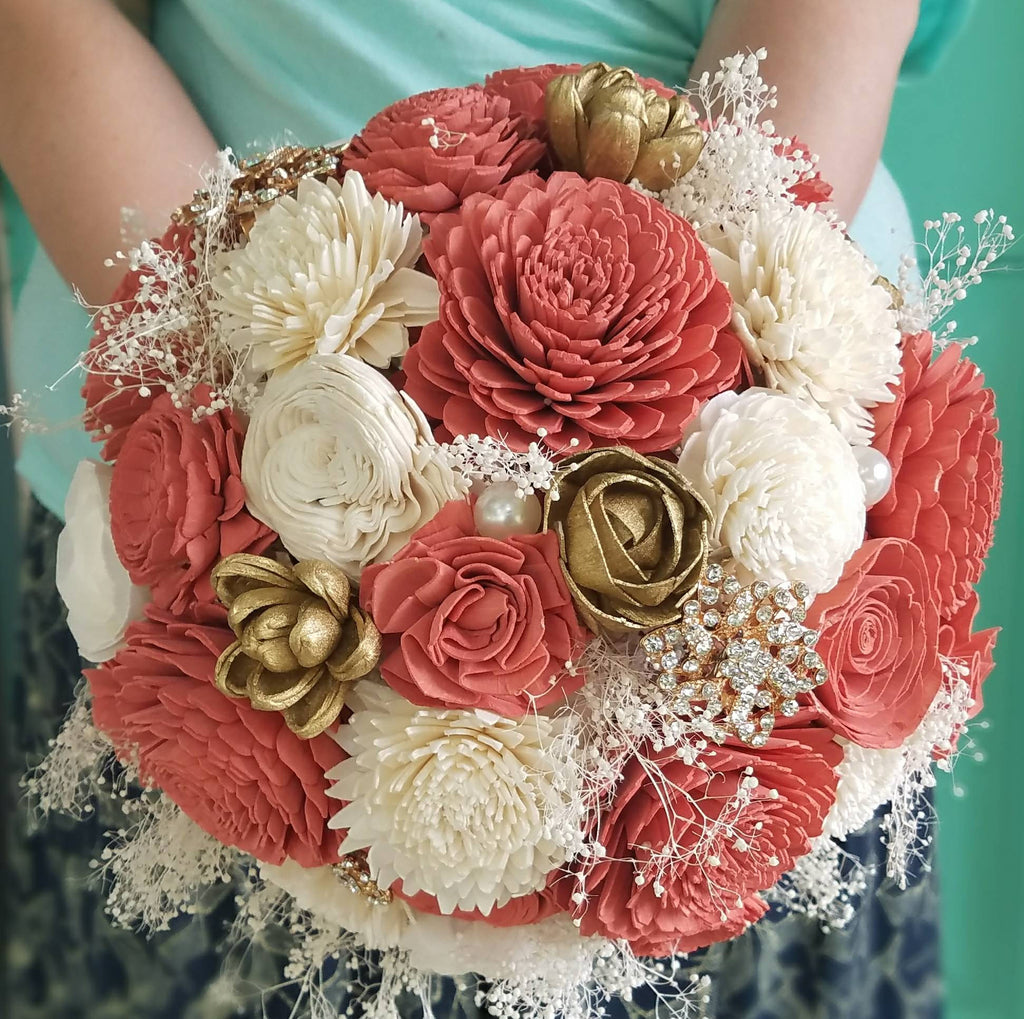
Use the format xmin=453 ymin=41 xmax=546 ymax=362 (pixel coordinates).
xmin=517 ymin=222 xmax=630 ymax=332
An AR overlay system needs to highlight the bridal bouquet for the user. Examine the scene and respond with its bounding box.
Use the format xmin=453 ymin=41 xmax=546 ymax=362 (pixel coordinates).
xmin=32 ymin=52 xmax=1011 ymax=1018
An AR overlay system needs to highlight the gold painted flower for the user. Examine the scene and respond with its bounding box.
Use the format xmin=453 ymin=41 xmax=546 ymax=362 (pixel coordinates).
xmin=211 ymin=552 xmax=381 ymax=738
xmin=545 ymin=63 xmax=704 ymax=191
xmin=542 ymin=447 xmax=710 ymax=636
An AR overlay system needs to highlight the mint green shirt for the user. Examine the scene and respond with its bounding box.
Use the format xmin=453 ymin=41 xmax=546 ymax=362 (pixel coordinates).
xmin=7 ymin=0 xmax=971 ymax=518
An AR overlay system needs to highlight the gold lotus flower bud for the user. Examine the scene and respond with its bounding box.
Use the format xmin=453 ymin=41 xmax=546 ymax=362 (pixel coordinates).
xmin=211 ymin=553 xmax=381 ymax=739
xmin=542 ymin=447 xmax=710 ymax=636
xmin=545 ymin=62 xmax=704 ymax=191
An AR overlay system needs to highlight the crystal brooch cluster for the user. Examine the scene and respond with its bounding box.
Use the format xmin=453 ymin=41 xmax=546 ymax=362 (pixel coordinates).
xmin=640 ymin=563 xmax=827 ymax=747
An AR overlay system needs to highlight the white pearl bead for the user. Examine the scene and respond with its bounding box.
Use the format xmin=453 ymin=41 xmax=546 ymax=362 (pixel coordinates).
xmin=853 ymin=445 xmax=893 ymax=508
xmin=473 ymin=481 xmax=543 ymax=538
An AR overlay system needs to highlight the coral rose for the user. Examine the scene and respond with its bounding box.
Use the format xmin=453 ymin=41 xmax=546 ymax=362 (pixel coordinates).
xmin=82 ymin=222 xmax=197 ymax=461
xmin=87 ymin=605 xmax=344 ymax=867
xmin=109 ymin=391 xmax=274 ymax=614
xmin=403 ymin=172 xmax=740 ymax=456
xmin=869 ymin=332 xmax=1002 ymax=615
xmin=483 ymin=64 xmax=675 ymax=125
xmin=805 ymin=538 xmax=943 ymax=749
xmin=359 ymin=499 xmax=587 ymax=715
xmin=561 ymin=728 xmax=841 ymax=955
xmin=342 ymin=86 xmax=546 ymax=220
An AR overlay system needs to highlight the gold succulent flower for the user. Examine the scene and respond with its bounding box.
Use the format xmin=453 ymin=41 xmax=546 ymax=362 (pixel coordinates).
xmin=542 ymin=447 xmax=711 ymax=636
xmin=544 ymin=63 xmax=704 ymax=191
xmin=211 ymin=553 xmax=381 ymax=739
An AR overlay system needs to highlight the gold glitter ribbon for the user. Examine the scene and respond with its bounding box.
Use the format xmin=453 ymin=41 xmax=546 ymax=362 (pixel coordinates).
xmin=211 ymin=553 xmax=380 ymax=739
xmin=545 ymin=63 xmax=704 ymax=191
xmin=542 ymin=447 xmax=710 ymax=636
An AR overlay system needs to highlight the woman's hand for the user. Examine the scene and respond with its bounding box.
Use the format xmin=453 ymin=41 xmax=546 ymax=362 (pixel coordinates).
xmin=692 ymin=0 xmax=921 ymax=222
xmin=0 ymin=0 xmax=217 ymax=305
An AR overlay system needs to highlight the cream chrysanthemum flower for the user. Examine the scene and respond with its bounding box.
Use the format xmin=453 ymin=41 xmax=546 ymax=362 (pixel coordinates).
xmin=326 ymin=682 xmax=580 ymax=917
xmin=701 ymin=202 xmax=901 ymax=445
xmin=677 ymin=388 xmax=865 ymax=593
xmin=212 ymin=171 xmax=439 ymax=373
xmin=259 ymin=860 xmax=414 ymax=952
xmin=241 ymin=353 xmax=466 ymax=579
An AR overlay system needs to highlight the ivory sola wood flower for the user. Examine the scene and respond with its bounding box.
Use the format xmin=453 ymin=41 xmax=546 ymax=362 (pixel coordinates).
xmin=326 ymin=682 xmax=581 ymax=916
xmin=212 ymin=171 xmax=439 ymax=373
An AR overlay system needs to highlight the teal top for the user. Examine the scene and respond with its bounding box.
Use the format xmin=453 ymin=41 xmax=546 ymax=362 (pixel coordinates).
xmin=6 ymin=0 xmax=971 ymax=519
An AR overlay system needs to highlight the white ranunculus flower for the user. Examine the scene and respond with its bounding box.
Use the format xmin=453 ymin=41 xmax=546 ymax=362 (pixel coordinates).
xmin=55 ymin=460 xmax=148 ymax=662
xmin=701 ymin=201 xmax=901 ymax=446
xmin=212 ymin=171 xmax=439 ymax=373
xmin=259 ymin=860 xmax=414 ymax=952
xmin=241 ymin=353 xmax=466 ymax=578
xmin=326 ymin=682 xmax=579 ymax=917
xmin=677 ymin=389 xmax=865 ymax=593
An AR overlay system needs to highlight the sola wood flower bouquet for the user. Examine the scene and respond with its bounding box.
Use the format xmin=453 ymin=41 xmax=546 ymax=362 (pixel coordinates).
xmin=32 ymin=52 xmax=1013 ymax=1019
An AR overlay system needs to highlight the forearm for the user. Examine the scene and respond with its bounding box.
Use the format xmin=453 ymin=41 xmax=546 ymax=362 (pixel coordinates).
xmin=692 ymin=0 xmax=920 ymax=222
xmin=0 ymin=0 xmax=217 ymax=305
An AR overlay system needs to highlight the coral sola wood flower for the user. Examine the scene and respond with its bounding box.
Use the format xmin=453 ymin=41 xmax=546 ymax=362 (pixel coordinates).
xmin=342 ymin=86 xmax=546 ymax=220
xmin=87 ymin=604 xmax=345 ymax=867
xmin=560 ymin=727 xmax=842 ymax=955
xmin=403 ymin=171 xmax=741 ymax=456
xmin=868 ymin=331 xmax=1002 ymax=616
xmin=211 ymin=552 xmax=381 ymax=738
xmin=359 ymin=499 xmax=586 ymax=716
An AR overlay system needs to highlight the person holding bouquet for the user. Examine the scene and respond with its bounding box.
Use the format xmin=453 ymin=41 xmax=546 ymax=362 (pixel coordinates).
xmin=1 ymin=2 xmax=969 ymax=1017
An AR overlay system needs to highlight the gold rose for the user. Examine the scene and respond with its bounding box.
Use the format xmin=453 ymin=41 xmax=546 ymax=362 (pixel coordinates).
xmin=211 ymin=552 xmax=381 ymax=739
xmin=545 ymin=63 xmax=704 ymax=191
xmin=542 ymin=447 xmax=711 ymax=636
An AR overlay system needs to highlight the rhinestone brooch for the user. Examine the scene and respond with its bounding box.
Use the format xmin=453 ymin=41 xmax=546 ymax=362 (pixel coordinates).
xmin=640 ymin=563 xmax=827 ymax=747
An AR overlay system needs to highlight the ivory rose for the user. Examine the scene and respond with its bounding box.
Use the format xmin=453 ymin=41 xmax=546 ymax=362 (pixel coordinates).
xmin=241 ymin=353 xmax=465 ymax=580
